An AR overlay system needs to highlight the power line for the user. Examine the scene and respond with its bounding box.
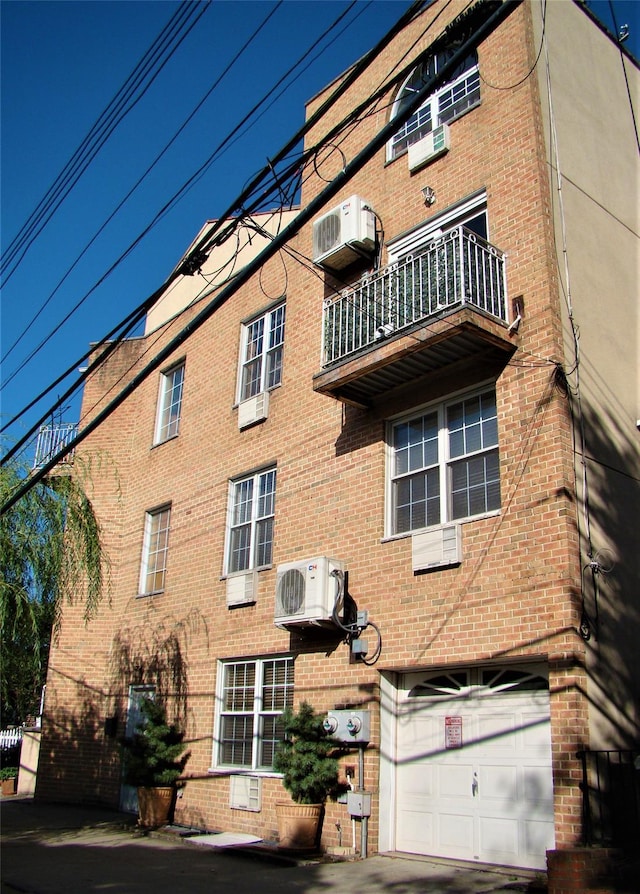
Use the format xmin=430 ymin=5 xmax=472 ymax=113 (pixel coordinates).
xmin=1 ymin=0 xmax=524 ymax=515
xmin=3 ymin=1 xmax=425 ymax=440
xmin=1 ymin=0 xmax=284 ymax=381
xmin=0 ymin=1 xmax=210 ymax=286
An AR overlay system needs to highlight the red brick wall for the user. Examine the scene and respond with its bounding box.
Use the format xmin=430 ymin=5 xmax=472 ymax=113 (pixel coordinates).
xmin=39 ymin=0 xmax=591 ymax=855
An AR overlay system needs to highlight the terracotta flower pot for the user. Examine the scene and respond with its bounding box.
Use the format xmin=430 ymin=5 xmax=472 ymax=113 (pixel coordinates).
xmin=275 ymin=801 xmax=323 ymax=851
xmin=136 ymin=786 xmax=174 ymax=828
xmin=1 ymin=777 xmax=18 ymax=796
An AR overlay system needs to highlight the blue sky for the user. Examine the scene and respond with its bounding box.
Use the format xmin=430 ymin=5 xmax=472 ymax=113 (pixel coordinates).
xmin=1 ymin=0 xmax=638 ymax=464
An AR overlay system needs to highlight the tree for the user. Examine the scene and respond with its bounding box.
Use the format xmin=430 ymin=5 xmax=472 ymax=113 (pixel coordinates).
xmin=273 ymin=701 xmax=344 ymax=805
xmin=0 ymin=457 xmax=108 ymax=725
xmin=122 ymin=698 xmax=189 ymax=787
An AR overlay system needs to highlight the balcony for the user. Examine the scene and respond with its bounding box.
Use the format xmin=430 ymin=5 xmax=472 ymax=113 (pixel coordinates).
xmin=313 ymin=226 xmax=516 ymax=407
xmin=32 ymin=423 xmax=78 ymax=472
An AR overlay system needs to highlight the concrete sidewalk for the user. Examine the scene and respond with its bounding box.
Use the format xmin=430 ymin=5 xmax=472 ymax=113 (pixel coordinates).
xmin=1 ymin=795 xmax=547 ymax=893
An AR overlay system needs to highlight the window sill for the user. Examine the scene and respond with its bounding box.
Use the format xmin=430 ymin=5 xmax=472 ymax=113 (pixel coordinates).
xmin=207 ymin=768 xmax=282 ymax=778
xmin=232 ymin=382 xmax=281 ymax=411
xmin=220 ymin=565 xmax=272 ymax=582
xmin=136 ymin=589 xmax=165 ymax=599
xmin=381 ymin=510 xmax=500 ymax=543
xmin=151 ymin=433 xmax=180 ymax=450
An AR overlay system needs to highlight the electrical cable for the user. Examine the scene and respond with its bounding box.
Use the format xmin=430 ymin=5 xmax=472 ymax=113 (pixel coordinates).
xmin=607 ymin=0 xmax=640 ymax=154
xmin=480 ymin=0 xmax=545 ymax=90
xmin=3 ymin=1 xmax=427 ymax=443
xmin=0 ymin=1 xmax=211 ymax=286
xmin=2 ymin=0 xmax=281 ymax=372
xmin=2 ymin=0 xmax=383 ymax=409
xmin=2 ymin=0 xmax=520 ymax=512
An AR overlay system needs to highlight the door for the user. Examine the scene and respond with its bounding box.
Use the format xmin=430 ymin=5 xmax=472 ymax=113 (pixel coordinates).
xmin=120 ymin=684 xmax=155 ymax=813
xmin=395 ymin=665 xmax=554 ymax=869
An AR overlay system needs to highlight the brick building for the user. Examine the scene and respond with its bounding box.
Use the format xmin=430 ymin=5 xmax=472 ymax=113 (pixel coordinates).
xmin=38 ymin=0 xmax=639 ymax=880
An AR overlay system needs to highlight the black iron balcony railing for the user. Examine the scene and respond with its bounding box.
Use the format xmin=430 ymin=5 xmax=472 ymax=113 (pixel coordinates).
xmin=578 ymin=749 xmax=640 ymax=848
xmin=32 ymin=423 xmax=78 ymax=471
xmin=321 ymin=225 xmax=507 ymax=367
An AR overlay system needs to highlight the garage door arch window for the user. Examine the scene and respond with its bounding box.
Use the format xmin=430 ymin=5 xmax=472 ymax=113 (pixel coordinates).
xmin=409 ymin=667 xmax=548 ymax=699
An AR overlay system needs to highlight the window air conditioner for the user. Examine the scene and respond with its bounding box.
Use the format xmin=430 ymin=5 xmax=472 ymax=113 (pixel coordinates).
xmin=226 ymin=570 xmax=257 ymax=607
xmin=274 ymin=557 xmax=344 ymax=627
xmin=412 ymin=523 xmax=462 ymax=571
xmin=229 ymin=775 xmax=262 ymax=811
xmin=407 ymin=124 xmax=451 ymax=172
xmin=238 ymin=391 xmax=269 ymax=430
xmin=312 ymin=196 xmax=375 ymax=270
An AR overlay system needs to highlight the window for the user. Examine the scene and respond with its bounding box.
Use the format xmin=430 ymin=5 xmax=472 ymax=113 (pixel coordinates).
xmin=154 ymin=362 xmax=184 ymax=444
xmin=226 ymin=468 xmax=276 ymax=574
xmin=139 ymin=505 xmax=171 ymax=594
xmin=389 ymin=388 xmax=500 ymax=535
xmin=215 ymin=657 xmax=294 ymax=769
xmin=239 ymin=304 xmax=285 ymax=402
xmin=388 ymin=50 xmax=480 ymax=161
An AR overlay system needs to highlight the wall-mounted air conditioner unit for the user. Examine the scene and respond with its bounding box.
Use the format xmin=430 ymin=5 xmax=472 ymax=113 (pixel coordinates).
xmin=412 ymin=523 xmax=462 ymax=571
xmin=226 ymin=570 xmax=257 ymax=607
xmin=312 ymin=195 xmax=375 ymax=270
xmin=229 ymin=775 xmax=261 ymax=811
xmin=408 ymin=124 xmax=451 ymax=172
xmin=274 ymin=556 xmax=344 ymax=627
xmin=238 ymin=391 xmax=269 ymax=430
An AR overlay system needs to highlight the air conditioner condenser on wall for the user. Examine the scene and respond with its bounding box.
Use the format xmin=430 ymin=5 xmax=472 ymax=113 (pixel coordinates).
xmin=312 ymin=196 xmax=375 ymax=270
xmin=274 ymin=557 xmax=345 ymax=627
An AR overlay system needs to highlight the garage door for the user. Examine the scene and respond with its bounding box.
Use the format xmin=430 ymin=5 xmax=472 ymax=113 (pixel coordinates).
xmin=395 ymin=665 xmax=554 ymax=870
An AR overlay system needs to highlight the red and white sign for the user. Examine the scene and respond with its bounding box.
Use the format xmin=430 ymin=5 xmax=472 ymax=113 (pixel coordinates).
xmin=444 ymin=715 xmax=463 ymax=749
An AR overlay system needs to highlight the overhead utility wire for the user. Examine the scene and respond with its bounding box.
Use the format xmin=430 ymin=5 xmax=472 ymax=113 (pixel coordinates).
xmin=1 ymin=304 xmax=148 ymax=440
xmin=607 ymin=0 xmax=640 ymax=153
xmin=1 ymin=0 xmax=523 ymax=515
xmin=0 ymin=0 xmax=202 ymax=281
xmin=0 ymin=1 xmax=210 ymax=286
xmin=198 ymin=0 xmax=477 ymax=255
xmin=2 ymin=0 xmax=283 ymax=380
xmin=2 ymin=0 xmax=426 ymax=444
xmin=2 ymin=0 xmax=367 ymax=400
xmin=172 ymin=0 xmax=429 ymax=264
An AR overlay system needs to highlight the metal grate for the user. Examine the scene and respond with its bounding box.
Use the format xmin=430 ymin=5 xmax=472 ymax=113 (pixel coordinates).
xmin=577 ymin=749 xmax=640 ymax=848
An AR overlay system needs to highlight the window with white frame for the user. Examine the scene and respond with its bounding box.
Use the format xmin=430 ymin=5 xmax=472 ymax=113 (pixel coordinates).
xmin=139 ymin=505 xmax=171 ymax=594
xmin=154 ymin=362 xmax=185 ymax=444
xmin=238 ymin=304 xmax=285 ymax=402
xmin=226 ymin=468 xmax=276 ymax=574
xmin=215 ymin=656 xmax=294 ymax=769
xmin=389 ymin=387 xmax=500 ymax=535
xmin=388 ymin=50 xmax=480 ymax=161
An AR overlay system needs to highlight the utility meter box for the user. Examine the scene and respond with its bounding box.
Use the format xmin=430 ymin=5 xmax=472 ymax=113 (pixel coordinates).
xmin=347 ymin=790 xmax=371 ymax=817
xmin=323 ymin=709 xmax=371 ymax=744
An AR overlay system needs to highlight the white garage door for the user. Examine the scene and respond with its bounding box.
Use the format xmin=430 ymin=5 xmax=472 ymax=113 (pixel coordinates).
xmin=395 ymin=665 xmax=554 ymax=870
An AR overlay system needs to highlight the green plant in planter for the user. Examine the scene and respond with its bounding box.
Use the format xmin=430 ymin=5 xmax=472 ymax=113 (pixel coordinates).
xmin=123 ymin=697 xmax=188 ymax=788
xmin=273 ymin=701 xmax=343 ymax=804
xmin=0 ymin=767 xmax=18 ymax=781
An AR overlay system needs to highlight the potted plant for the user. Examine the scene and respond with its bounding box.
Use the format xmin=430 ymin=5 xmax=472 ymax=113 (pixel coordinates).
xmin=0 ymin=767 xmax=18 ymax=796
xmin=273 ymin=701 xmax=344 ymax=851
xmin=122 ymin=697 xmax=189 ymax=828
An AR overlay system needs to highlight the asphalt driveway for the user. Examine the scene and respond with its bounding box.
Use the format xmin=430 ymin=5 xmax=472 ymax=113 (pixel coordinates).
xmin=1 ymin=796 xmax=546 ymax=894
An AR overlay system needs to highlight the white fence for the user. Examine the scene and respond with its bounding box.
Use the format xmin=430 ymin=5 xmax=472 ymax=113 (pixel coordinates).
xmin=0 ymin=727 xmax=23 ymax=750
